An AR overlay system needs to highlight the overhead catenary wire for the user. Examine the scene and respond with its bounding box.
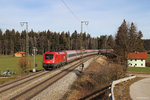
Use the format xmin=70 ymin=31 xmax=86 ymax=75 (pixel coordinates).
xmin=60 ymin=0 xmax=80 ymax=22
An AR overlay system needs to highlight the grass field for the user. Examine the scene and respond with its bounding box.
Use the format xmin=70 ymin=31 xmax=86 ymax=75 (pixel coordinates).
xmin=0 ymin=55 xmax=43 ymax=74
xmin=128 ymin=67 xmax=150 ymax=74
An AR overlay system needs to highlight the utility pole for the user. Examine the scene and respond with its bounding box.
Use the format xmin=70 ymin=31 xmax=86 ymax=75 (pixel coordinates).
xmin=81 ymin=21 xmax=89 ymax=33
xmin=20 ymin=22 xmax=29 ymax=56
xmin=80 ymin=21 xmax=88 ymax=72
xmin=33 ymin=47 xmax=38 ymax=72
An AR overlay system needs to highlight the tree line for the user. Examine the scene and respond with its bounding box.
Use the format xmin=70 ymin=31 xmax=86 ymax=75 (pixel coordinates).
xmin=0 ymin=29 xmax=99 ymax=55
xmin=0 ymin=20 xmax=145 ymax=58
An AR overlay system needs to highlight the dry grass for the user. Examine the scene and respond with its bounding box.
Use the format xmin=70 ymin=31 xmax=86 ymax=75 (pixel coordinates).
xmin=66 ymin=56 xmax=125 ymax=100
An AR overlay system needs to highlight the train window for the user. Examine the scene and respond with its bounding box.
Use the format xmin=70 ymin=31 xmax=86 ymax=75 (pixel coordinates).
xmin=69 ymin=53 xmax=77 ymax=57
xmin=45 ymin=54 xmax=53 ymax=60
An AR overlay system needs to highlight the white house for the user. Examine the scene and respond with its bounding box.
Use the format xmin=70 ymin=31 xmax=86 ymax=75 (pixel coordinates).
xmin=127 ymin=52 xmax=148 ymax=67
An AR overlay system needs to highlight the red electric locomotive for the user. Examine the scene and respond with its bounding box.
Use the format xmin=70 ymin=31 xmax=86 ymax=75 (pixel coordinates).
xmin=43 ymin=52 xmax=66 ymax=70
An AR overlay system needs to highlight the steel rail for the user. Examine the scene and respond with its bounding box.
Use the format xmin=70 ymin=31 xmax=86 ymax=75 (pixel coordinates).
xmin=0 ymin=70 xmax=44 ymax=88
xmin=0 ymin=71 xmax=49 ymax=93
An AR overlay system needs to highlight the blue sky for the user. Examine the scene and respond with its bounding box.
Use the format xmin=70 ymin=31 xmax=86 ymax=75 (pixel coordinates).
xmin=0 ymin=0 xmax=150 ymax=39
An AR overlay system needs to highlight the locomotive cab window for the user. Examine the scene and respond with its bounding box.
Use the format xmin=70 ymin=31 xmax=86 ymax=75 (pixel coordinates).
xmin=45 ymin=54 xmax=53 ymax=60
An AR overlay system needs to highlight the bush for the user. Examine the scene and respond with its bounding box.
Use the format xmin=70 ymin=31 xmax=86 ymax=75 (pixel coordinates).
xmin=146 ymin=61 xmax=150 ymax=67
xmin=18 ymin=57 xmax=32 ymax=72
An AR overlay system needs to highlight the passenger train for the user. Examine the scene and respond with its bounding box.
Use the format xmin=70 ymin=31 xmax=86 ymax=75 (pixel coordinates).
xmin=43 ymin=49 xmax=99 ymax=70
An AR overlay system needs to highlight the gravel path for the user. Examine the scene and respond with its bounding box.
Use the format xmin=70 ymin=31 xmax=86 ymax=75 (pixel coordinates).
xmin=32 ymin=56 xmax=97 ymax=100
xmin=130 ymin=77 xmax=150 ymax=100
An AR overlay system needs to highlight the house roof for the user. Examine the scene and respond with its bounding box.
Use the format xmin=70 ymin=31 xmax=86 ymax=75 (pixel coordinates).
xmin=127 ymin=52 xmax=148 ymax=59
xmin=19 ymin=52 xmax=25 ymax=54
xmin=15 ymin=51 xmax=25 ymax=54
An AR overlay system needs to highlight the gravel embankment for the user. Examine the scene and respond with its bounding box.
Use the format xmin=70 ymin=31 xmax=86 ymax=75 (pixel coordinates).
xmin=32 ymin=56 xmax=97 ymax=100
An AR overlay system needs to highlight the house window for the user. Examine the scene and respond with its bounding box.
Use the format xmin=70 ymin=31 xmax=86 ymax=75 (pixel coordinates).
xmin=128 ymin=63 xmax=132 ymax=66
xmin=141 ymin=59 xmax=143 ymax=61
xmin=135 ymin=64 xmax=137 ymax=66
xmin=135 ymin=59 xmax=137 ymax=61
xmin=130 ymin=59 xmax=132 ymax=61
xmin=141 ymin=64 xmax=143 ymax=66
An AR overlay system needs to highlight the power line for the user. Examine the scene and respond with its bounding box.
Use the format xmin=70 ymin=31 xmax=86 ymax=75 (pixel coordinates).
xmin=61 ymin=0 xmax=80 ymax=21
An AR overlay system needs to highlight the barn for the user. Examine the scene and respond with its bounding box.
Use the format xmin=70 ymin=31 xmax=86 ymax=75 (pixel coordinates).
xmin=127 ymin=52 xmax=148 ymax=67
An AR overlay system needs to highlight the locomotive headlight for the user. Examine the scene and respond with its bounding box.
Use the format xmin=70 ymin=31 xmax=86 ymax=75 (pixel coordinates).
xmin=53 ymin=60 xmax=54 ymax=63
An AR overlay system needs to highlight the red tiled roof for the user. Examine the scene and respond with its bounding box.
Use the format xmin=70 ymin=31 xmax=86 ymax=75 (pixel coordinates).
xmin=127 ymin=52 xmax=148 ymax=59
xmin=19 ymin=52 xmax=25 ymax=54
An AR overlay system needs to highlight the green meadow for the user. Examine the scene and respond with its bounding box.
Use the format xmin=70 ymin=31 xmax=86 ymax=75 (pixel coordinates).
xmin=128 ymin=67 xmax=150 ymax=74
xmin=0 ymin=55 xmax=43 ymax=74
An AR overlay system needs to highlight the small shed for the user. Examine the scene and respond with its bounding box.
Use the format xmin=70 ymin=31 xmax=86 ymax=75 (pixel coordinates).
xmin=14 ymin=52 xmax=25 ymax=57
xmin=127 ymin=52 xmax=148 ymax=67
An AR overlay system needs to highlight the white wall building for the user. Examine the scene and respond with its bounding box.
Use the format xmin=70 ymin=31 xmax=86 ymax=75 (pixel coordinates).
xmin=127 ymin=52 xmax=148 ymax=67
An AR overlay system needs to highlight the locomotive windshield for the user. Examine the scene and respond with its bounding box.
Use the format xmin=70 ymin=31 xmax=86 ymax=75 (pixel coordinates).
xmin=45 ymin=54 xmax=53 ymax=60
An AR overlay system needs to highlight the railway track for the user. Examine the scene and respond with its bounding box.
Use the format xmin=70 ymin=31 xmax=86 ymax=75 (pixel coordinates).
xmin=0 ymin=55 xmax=94 ymax=100
xmin=0 ymin=71 xmax=48 ymax=93
xmin=0 ymin=70 xmax=45 ymax=88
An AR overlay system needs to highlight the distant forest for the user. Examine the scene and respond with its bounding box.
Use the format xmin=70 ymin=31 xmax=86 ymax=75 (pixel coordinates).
xmin=0 ymin=29 xmax=101 ymax=55
xmin=0 ymin=20 xmax=148 ymax=56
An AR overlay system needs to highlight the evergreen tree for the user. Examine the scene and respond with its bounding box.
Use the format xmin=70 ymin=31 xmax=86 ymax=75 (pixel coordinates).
xmin=10 ymin=29 xmax=15 ymax=55
xmin=115 ymin=20 xmax=128 ymax=57
xmin=71 ymin=30 xmax=78 ymax=50
xmin=20 ymin=31 xmax=26 ymax=52
xmin=65 ymin=32 xmax=71 ymax=50
xmin=128 ymin=22 xmax=137 ymax=52
xmin=14 ymin=31 xmax=21 ymax=53
xmin=107 ymin=35 xmax=115 ymax=49
xmin=136 ymin=31 xmax=145 ymax=51
xmin=47 ymin=30 xmax=52 ymax=51
xmin=99 ymin=35 xmax=107 ymax=49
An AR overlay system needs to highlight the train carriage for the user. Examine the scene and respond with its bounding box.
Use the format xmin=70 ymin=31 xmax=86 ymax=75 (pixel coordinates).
xmin=65 ymin=50 xmax=80 ymax=63
xmin=84 ymin=49 xmax=99 ymax=56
